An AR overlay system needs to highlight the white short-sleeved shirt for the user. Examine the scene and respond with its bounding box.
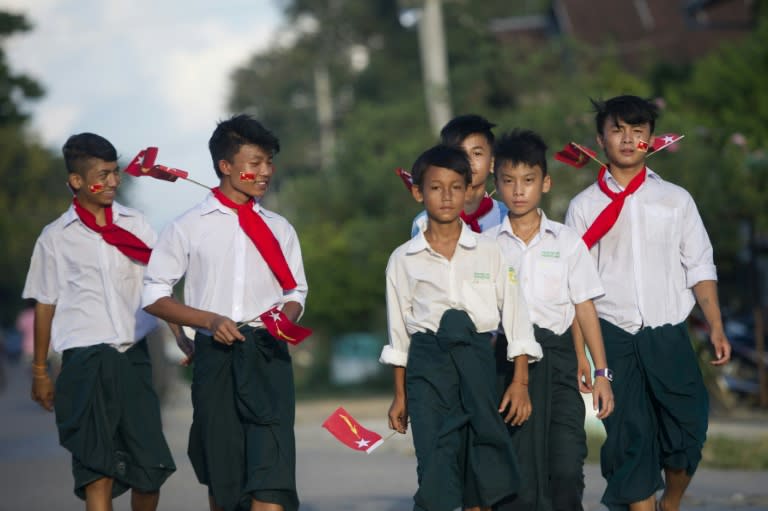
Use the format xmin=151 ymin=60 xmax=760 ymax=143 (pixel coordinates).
xmin=485 ymin=210 xmax=604 ymax=335
xmin=22 ymin=202 xmax=158 ymax=353
xmin=411 ymin=197 xmax=508 ymax=236
xmin=142 ymin=193 xmax=308 ymax=330
xmin=565 ymin=168 xmax=717 ymax=333
xmin=380 ymin=222 xmax=541 ymax=367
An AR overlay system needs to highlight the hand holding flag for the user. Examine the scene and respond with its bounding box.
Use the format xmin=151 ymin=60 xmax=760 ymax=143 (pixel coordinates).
xmin=259 ymin=306 xmax=312 ymax=345
xmin=322 ymin=406 xmax=387 ymax=454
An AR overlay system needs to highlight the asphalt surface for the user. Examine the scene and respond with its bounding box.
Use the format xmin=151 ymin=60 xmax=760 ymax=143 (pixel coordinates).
xmin=2 ymin=360 xmax=768 ymax=511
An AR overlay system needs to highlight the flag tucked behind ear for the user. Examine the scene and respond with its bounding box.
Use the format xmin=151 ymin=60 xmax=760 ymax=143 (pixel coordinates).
xmin=322 ymin=406 xmax=384 ymax=454
xmin=394 ymin=167 xmax=413 ymax=191
xmin=554 ymin=142 xmax=599 ymax=168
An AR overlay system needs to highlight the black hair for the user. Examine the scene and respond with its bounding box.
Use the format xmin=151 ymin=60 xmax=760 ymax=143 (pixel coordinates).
xmin=439 ymin=114 xmax=496 ymax=148
xmin=411 ymin=144 xmax=472 ymax=188
xmin=62 ymin=133 xmax=117 ymax=175
xmin=592 ymin=95 xmax=659 ymax=135
xmin=208 ymin=114 xmax=280 ymax=177
xmin=493 ymin=129 xmax=549 ymax=177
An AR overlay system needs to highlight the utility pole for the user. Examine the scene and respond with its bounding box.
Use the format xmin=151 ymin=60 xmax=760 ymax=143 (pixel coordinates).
xmin=417 ymin=0 xmax=452 ymax=136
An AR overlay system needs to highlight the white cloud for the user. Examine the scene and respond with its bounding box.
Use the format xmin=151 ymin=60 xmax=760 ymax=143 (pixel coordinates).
xmin=4 ymin=0 xmax=283 ymax=229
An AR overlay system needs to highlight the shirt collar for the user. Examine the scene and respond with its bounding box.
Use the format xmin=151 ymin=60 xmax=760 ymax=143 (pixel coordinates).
xmin=602 ymin=166 xmax=661 ymax=191
xmin=498 ymin=209 xmax=560 ymax=240
xmin=200 ymin=191 xmax=274 ymax=218
xmin=406 ymin=220 xmax=478 ymax=255
xmin=62 ymin=200 xmax=134 ymax=226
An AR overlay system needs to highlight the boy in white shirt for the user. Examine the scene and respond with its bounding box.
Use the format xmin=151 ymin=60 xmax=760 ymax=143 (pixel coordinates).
xmin=143 ymin=115 xmax=308 ymax=511
xmin=486 ymin=130 xmax=614 ymax=511
xmin=382 ymin=144 xmax=542 ymax=511
xmin=24 ymin=132 xmax=175 ymax=510
xmin=565 ymin=95 xmax=732 ymax=511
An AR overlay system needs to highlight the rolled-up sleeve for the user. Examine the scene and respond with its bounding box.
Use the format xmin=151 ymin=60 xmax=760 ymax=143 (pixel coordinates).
xmin=380 ymin=255 xmax=411 ymax=367
xmin=142 ymin=222 xmax=188 ymax=309
xmin=498 ymin=247 xmax=542 ymax=362
xmin=281 ymin=225 xmax=308 ymax=313
xmin=680 ymin=194 xmax=717 ymax=288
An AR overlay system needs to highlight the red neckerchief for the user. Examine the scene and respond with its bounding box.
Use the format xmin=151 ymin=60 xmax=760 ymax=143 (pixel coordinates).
xmin=582 ymin=166 xmax=647 ymax=249
xmin=211 ymin=187 xmax=297 ymax=291
xmin=460 ymin=194 xmax=494 ymax=233
xmin=73 ymin=198 xmax=152 ymax=264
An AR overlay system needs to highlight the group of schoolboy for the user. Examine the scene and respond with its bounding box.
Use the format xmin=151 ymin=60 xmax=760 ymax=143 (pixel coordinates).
xmin=23 ymin=94 xmax=730 ymax=511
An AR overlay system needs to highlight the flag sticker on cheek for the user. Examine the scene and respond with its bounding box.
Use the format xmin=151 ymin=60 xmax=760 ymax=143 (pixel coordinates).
xmin=89 ymin=183 xmax=104 ymax=193
xmin=636 ymin=140 xmax=649 ymax=152
xmin=240 ymin=172 xmax=256 ymax=182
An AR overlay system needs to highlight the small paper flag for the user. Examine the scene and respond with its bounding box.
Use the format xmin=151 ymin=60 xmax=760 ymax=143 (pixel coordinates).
xmin=394 ymin=167 xmax=413 ymax=191
xmin=554 ymin=142 xmax=598 ymax=168
xmin=322 ymin=406 xmax=384 ymax=454
xmin=650 ymin=133 xmax=683 ymax=153
xmin=259 ymin=306 xmax=312 ymax=345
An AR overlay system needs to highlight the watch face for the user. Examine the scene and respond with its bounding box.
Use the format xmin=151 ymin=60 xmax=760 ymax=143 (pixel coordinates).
xmin=596 ymin=368 xmax=614 ymax=382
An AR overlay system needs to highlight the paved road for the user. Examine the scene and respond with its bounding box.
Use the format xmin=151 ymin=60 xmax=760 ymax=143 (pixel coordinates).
xmin=2 ymin=361 xmax=768 ymax=511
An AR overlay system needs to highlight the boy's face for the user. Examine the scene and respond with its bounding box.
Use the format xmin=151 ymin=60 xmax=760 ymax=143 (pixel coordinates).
xmin=219 ymin=143 xmax=274 ymax=200
xmin=496 ymin=162 xmax=550 ymax=219
xmin=597 ymin=117 xmax=655 ymax=170
xmin=460 ymin=133 xmax=493 ymax=187
xmin=67 ymin=158 xmax=120 ymax=207
xmin=412 ymin=165 xmax=468 ymax=225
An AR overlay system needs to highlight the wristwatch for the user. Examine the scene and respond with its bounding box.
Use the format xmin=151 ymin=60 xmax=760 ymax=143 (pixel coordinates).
xmin=594 ymin=368 xmax=614 ymax=382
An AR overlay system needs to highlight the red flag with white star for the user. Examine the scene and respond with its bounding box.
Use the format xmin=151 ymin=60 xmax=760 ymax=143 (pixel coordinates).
xmin=322 ymin=406 xmax=384 ymax=454
xmin=650 ymin=133 xmax=683 ymax=153
xmin=259 ymin=306 xmax=312 ymax=345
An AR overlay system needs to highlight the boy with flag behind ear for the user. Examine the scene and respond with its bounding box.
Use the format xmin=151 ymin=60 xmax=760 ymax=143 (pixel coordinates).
xmin=411 ymin=114 xmax=508 ymax=236
xmin=23 ymin=132 xmax=176 ymax=511
xmin=383 ymin=144 xmax=542 ymax=511
xmin=142 ymin=114 xmax=308 ymax=511
xmin=565 ymin=95 xmax=732 ymax=511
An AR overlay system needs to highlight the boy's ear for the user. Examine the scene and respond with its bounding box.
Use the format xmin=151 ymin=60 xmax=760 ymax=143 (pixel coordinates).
xmin=596 ymin=134 xmax=605 ymax=149
xmin=489 ymin=156 xmax=495 ymax=174
xmin=410 ymin=184 xmax=424 ymax=203
xmin=67 ymin=173 xmax=83 ymax=193
xmin=542 ymin=174 xmax=552 ymax=194
xmin=218 ymin=159 xmax=232 ymax=176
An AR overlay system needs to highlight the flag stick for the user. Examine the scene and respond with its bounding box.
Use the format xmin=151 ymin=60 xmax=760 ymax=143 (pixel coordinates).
xmin=571 ymin=142 xmax=607 ymax=168
xmin=181 ymin=176 xmax=211 ymax=190
xmin=646 ymin=134 xmax=685 ymax=157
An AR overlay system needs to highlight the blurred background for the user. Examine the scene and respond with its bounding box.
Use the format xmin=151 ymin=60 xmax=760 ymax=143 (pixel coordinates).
xmin=1 ymin=1 xmax=768 ymax=503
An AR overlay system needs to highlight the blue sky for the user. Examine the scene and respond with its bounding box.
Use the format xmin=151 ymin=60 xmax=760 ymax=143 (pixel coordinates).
xmin=6 ymin=0 xmax=283 ymax=229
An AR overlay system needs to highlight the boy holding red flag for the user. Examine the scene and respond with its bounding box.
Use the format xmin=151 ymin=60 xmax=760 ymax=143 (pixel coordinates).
xmin=383 ymin=144 xmax=542 ymax=511
xmin=143 ymin=114 xmax=308 ymax=511
xmin=565 ymin=95 xmax=732 ymax=511
xmin=23 ymin=133 xmax=175 ymax=510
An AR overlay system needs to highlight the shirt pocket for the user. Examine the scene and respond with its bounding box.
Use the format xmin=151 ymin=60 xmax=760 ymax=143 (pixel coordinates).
xmin=461 ymin=279 xmax=497 ymax=327
xmin=533 ymin=259 xmax=567 ymax=304
xmin=643 ymin=204 xmax=678 ymax=244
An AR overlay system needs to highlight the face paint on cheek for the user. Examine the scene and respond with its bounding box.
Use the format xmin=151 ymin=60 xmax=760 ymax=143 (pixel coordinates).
xmin=89 ymin=183 xmax=104 ymax=193
xmin=239 ymin=172 xmax=256 ymax=182
xmin=636 ymin=140 xmax=649 ymax=152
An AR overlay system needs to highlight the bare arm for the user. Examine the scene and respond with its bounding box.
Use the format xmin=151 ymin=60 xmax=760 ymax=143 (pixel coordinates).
xmin=571 ymin=319 xmax=592 ymax=393
xmin=499 ymin=354 xmax=532 ymax=426
xmin=144 ymin=296 xmax=244 ymax=345
xmin=387 ymin=366 xmax=408 ymax=433
xmin=574 ymin=300 xmax=614 ymax=419
xmin=281 ymin=301 xmax=303 ymax=324
xmin=692 ymin=280 xmax=731 ymax=365
xmin=31 ymin=302 xmax=56 ymax=411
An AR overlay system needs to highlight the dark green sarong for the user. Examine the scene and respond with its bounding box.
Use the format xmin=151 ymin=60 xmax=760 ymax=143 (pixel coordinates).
xmin=54 ymin=340 xmax=175 ymax=499
xmin=600 ymin=320 xmax=708 ymax=511
xmin=188 ymin=328 xmax=298 ymax=511
xmin=494 ymin=326 xmax=587 ymax=511
xmin=407 ymin=309 xmax=520 ymax=511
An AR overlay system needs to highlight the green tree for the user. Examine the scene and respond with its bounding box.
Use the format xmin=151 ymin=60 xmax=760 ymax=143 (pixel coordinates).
xmin=0 ymin=11 xmax=69 ymax=325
